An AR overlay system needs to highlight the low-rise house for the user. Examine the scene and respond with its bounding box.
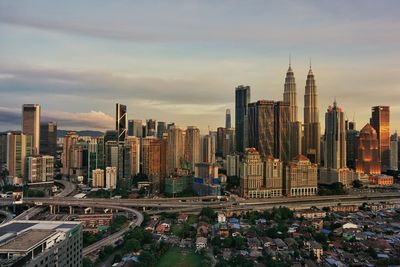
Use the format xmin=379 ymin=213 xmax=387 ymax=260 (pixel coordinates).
xmin=197 ymin=222 xmax=210 ymax=237
xmin=145 ymin=218 xmax=159 ymax=232
xmin=273 ymin=238 xmax=288 ymax=251
xmin=311 ymin=219 xmax=324 ymax=230
xmin=247 ymin=237 xmax=262 ymax=250
xmin=261 ymin=237 xmax=273 ymax=248
xmin=217 ymin=213 xmax=226 ymax=223
xmin=308 ymin=241 xmax=323 ymax=263
xmin=179 ymin=238 xmax=192 ymax=248
xmin=196 ymin=236 xmax=207 ymax=250
xmin=177 ymin=213 xmax=188 ymax=223
xmin=156 ymin=222 xmax=170 ymax=234
xmin=219 ymin=224 xmax=230 ymax=238
xmin=295 ymin=210 xmax=326 ymax=219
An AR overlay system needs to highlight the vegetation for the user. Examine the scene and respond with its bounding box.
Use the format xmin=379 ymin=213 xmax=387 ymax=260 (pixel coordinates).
xmin=82 ymin=257 xmax=94 ymax=267
xmin=225 ymin=175 xmax=240 ymax=192
xmin=157 ymin=247 xmax=204 ymax=267
xmin=318 ymin=182 xmax=348 ymax=196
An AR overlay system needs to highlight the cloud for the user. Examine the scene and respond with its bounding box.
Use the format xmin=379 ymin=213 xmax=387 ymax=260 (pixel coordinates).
xmin=0 ymin=1 xmax=400 ymax=44
xmin=0 ymin=107 xmax=113 ymax=131
xmin=0 ymin=64 xmax=232 ymax=105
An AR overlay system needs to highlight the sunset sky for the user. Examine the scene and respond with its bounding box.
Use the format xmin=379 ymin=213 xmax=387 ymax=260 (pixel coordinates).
xmin=1 ymin=0 xmax=399 ymax=133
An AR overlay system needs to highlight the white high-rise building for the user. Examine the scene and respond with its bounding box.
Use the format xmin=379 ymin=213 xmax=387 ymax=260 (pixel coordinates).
xmin=106 ymin=166 xmax=117 ymax=189
xmin=26 ymin=155 xmax=54 ymax=183
xmin=92 ymin=169 xmax=105 ymax=188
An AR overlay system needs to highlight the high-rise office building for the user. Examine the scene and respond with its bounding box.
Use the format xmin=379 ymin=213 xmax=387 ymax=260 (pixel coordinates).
xmin=185 ymin=126 xmax=201 ymax=172
xmin=105 ymin=141 xmax=119 ymax=169
xmin=115 ymin=103 xmax=127 ymax=143
xmin=216 ymin=127 xmax=226 ymax=156
xmin=125 ymin=136 xmax=140 ymax=177
xmin=61 ymin=132 xmax=78 ymax=177
xmin=283 ymin=61 xmax=298 ymax=122
xmin=142 ymin=136 xmax=161 ymax=191
xmin=0 ymin=220 xmax=82 ymax=267
xmin=22 ymin=104 xmax=41 ymax=155
xmin=226 ymin=154 xmax=240 ymax=177
xmin=240 ymin=148 xmax=264 ymax=198
xmin=346 ymin=129 xmax=359 ymax=169
xmin=157 ymin=121 xmax=167 ymax=139
xmin=390 ymin=132 xmax=398 ymax=171
xmin=146 ymin=119 xmax=157 ymax=137
xmin=128 ymin=119 xmax=143 ymax=137
xmin=40 ymin=121 xmax=57 ymax=157
xmin=285 ymin=155 xmax=318 ymax=197
xmin=6 ymin=132 xmax=33 ymax=184
xmin=323 ymin=101 xmax=346 ymax=169
xmin=201 ymin=134 xmax=216 ymax=164
xmin=0 ymin=132 xmax=7 ymax=171
xmin=370 ymin=106 xmax=390 ymax=171
xmin=248 ymin=100 xmax=275 ymax=159
xmin=303 ymin=67 xmax=321 ymax=164
xmin=282 ymin=63 xmax=302 ymax=161
xmin=223 ymin=128 xmax=235 ymax=158
xmin=355 ymin=123 xmax=381 ymax=174
xmin=167 ymin=126 xmax=185 ymax=174
xmin=26 ymin=155 xmax=54 ymax=183
xmin=274 ymin=101 xmax=291 ymax=163
xmin=225 ymin=109 xmax=231 ymax=129
xmin=235 ymin=85 xmax=250 ymax=153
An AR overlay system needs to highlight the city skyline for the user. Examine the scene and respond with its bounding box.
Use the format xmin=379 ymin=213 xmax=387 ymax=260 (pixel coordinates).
xmin=1 ymin=1 xmax=400 ymax=133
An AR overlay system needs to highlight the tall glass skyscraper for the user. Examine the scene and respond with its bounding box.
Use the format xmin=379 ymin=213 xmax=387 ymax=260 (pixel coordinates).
xmin=225 ymin=109 xmax=231 ymax=129
xmin=235 ymin=85 xmax=250 ymax=153
xmin=115 ymin=103 xmax=127 ymax=143
xmin=370 ymin=106 xmax=390 ymax=171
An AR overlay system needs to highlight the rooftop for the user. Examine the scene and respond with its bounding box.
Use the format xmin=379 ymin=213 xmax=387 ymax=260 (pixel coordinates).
xmin=0 ymin=229 xmax=57 ymax=252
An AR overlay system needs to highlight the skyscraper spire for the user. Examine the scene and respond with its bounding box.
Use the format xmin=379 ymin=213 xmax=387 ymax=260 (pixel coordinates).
xmin=283 ymin=61 xmax=297 ymax=122
xmin=303 ymin=64 xmax=321 ymax=164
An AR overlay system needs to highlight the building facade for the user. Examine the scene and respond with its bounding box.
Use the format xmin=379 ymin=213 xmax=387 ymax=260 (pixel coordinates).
xmin=26 ymin=155 xmax=54 ymax=183
xmin=115 ymin=103 xmax=127 ymax=142
xmin=22 ymin=104 xmax=41 ymax=155
xmin=370 ymin=106 xmax=390 ymax=171
xmin=285 ymin=155 xmax=318 ymax=197
xmin=355 ymin=123 xmax=381 ymax=175
xmin=142 ymin=136 xmax=161 ymax=191
xmin=7 ymin=132 xmax=33 ymax=184
xmin=303 ymin=68 xmax=321 ymax=164
xmin=40 ymin=121 xmax=57 ymax=157
xmin=185 ymin=126 xmax=201 ymax=172
xmin=240 ymin=148 xmax=264 ymax=198
xmin=235 ymin=85 xmax=250 ymax=153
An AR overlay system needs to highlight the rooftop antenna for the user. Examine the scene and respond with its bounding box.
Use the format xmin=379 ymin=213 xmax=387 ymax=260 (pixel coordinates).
xmin=309 ymin=58 xmax=312 ymax=69
xmin=289 ymin=53 xmax=291 ymax=67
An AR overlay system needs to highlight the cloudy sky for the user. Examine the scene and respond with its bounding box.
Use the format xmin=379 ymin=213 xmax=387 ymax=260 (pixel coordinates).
xmin=0 ymin=0 xmax=399 ymax=133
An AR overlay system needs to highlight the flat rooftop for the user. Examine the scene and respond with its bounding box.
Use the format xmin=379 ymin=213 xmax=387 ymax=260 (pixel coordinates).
xmin=0 ymin=220 xmax=81 ymax=246
xmin=0 ymin=229 xmax=56 ymax=252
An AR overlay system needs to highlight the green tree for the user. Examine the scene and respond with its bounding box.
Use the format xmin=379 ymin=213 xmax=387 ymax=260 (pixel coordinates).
xmin=200 ymin=207 xmax=216 ymax=220
xmin=83 ymin=257 xmax=94 ymax=267
xmin=125 ymin=238 xmax=141 ymax=252
xmin=138 ymin=251 xmax=156 ymax=267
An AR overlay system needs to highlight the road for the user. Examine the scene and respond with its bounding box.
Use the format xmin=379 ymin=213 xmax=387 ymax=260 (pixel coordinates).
xmin=23 ymin=191 xmax=400 ymax=210
xmin=82 ymin=205 xmax=144 ymax=256
xmin=0 ymin=210 xmax=14 ymax=223
xmin=13 ymin=179 xmax=77 ymax=221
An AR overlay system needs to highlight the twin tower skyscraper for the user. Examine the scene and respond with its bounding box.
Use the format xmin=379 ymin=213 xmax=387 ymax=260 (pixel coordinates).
xmin=236 ymin=60 xmax=320 ymax=164
xmin=284 ymin=61 xmax=321 ymax=164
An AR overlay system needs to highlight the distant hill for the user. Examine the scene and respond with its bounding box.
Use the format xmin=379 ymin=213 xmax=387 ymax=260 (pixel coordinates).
xmin=57 ymin=130 xmax=104 ymax=138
